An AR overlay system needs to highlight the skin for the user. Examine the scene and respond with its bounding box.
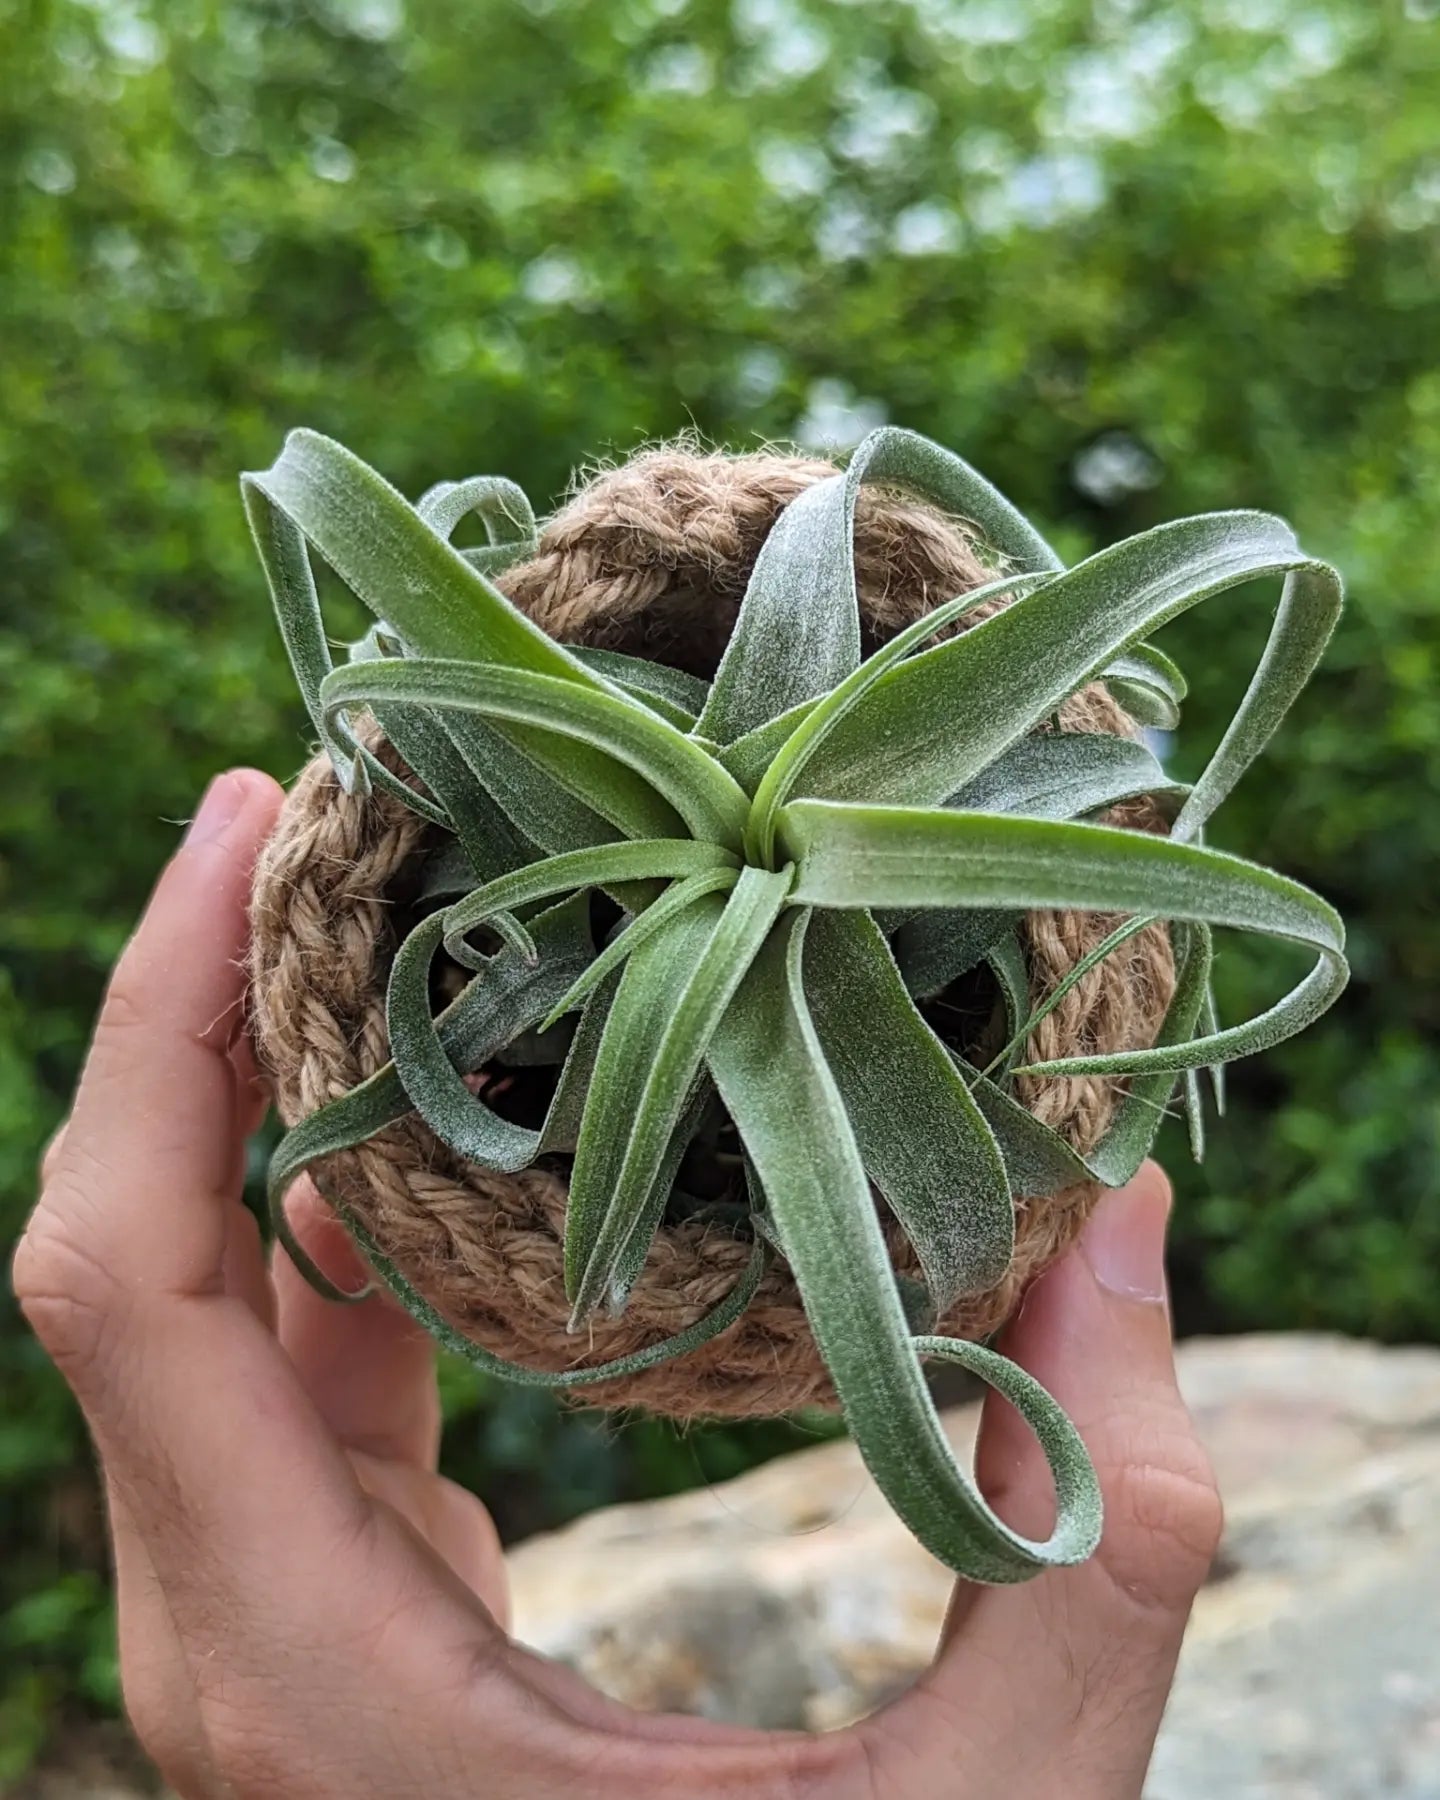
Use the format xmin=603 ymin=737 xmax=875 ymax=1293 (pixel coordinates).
xmin=14 ymin=768 xmax=1223 ymax=1800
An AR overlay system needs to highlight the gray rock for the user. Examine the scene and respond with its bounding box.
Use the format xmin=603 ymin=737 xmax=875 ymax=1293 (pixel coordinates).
xmin=508 ymin=1334 xmax=1440 ymax=1792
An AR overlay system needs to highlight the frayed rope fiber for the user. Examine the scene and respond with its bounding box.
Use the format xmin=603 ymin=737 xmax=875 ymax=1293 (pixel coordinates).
xmin=249 ymin=446 xmax=1175 ymax=1419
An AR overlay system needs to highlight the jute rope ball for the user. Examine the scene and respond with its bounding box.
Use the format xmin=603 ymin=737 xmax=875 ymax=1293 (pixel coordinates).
xmin=249 ymin=446 xmax=1175 ymax=1419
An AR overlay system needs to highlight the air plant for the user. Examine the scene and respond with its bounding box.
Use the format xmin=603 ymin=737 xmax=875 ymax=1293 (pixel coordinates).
xmin=244 ymin=425 xmax=1345 ymax=1584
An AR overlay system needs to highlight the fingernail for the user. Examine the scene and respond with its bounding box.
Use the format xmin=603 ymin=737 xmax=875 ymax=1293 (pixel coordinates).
xmin=1081 ymin=1176 xmax=1171 ymax=1306
xmin=184 ymin=773 xmax=247 ymax=849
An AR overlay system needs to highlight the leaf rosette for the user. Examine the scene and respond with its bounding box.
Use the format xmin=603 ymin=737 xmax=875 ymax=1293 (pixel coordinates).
xmin=244 ymin=427 xmax=1345 ymax=1583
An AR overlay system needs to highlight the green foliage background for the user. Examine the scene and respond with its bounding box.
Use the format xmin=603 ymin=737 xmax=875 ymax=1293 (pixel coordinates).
xmin=1 ymin=0 xmax=1437 ymax=1773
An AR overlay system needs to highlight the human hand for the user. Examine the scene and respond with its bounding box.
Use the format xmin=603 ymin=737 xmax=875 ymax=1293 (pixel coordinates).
xmin=16 ymin=767 xmax=1222 ymax=1799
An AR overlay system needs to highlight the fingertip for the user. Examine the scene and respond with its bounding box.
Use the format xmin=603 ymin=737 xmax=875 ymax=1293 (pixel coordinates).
xmin=273 ymin=1181 xmax=441 ymax=1469
xmin=274 ymin=1178 xmax=370 ymax=1298
xmin=1119 ymin=1156 xmax=1173 ymax=1213
xmin=972 ymin=1163 xmax=1179 ymax=1508
xmin=944 ymin=1161 xmax=1213 ymax=1698
xmin=182 ymin=768 xmax=285 ymax=856
xmin=229 ymin=765 xmax=287 ymax=814
xmin=1076 ymin=1162 xmax=1172 ymax=1310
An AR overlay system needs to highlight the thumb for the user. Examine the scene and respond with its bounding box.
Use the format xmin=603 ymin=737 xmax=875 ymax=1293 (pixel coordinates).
xmin=909 ymin=1164 xmax=1224 ymax=1794
xmin=972 ymin=1161 xmax=1223 ymax=1616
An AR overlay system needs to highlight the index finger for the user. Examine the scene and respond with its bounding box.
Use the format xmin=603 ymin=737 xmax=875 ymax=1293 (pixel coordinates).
xmin=33 ymin=770 xmax=282 ymax=1308
xmin=14 ymin=770 xmax=386 ymax=1586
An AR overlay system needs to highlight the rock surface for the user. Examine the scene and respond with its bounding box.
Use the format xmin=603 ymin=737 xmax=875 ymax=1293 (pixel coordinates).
xmin=509 ymin=1334 xmax=1440 ymax=1797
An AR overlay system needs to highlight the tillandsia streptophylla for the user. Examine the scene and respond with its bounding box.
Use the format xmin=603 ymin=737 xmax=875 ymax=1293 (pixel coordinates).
xmin=243 ymin=426 xmax=1345 ymax=1583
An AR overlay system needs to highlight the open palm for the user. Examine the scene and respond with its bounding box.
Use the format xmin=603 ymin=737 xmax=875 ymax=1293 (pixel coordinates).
xmin=16 ymin=769 xmax=1221 ymax=1799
